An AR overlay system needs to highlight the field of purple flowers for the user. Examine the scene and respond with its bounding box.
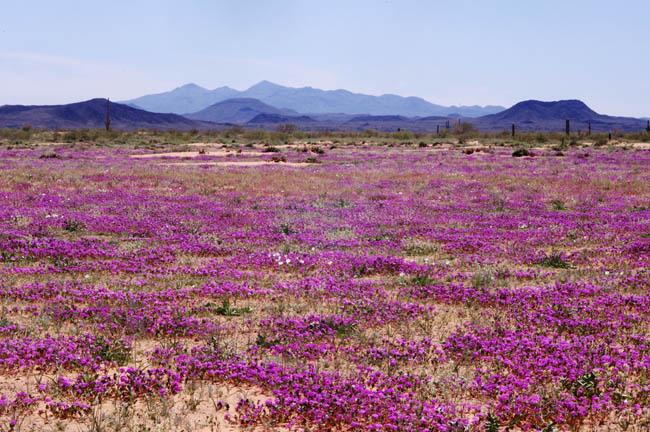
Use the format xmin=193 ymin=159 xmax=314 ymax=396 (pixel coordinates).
xmin=0 ymin=141 xmax=649 ymax=431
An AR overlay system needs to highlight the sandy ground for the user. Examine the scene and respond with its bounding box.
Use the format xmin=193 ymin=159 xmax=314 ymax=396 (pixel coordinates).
xmin=158 ymin=161 xmax=312 ymax=167
xmin=131 ymin=151 xmax=266 ymax=158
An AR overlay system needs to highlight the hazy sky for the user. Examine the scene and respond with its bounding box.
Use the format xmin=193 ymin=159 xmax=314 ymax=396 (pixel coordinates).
xmin=1 ymin=0 xmax=649 ymax=116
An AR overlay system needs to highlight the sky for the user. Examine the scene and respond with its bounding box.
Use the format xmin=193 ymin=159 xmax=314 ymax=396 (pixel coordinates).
xmin=1 ymin=0 xmax=649 ymax=117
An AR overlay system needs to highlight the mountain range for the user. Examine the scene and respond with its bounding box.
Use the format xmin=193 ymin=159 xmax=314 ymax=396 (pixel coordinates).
xmin=471 ymin=100 xmax=647 ymax=132
xmin=0 ymin=99 xmax=215 ymax=130
xmin=185 ymin=98 xmax=299 ymax=123
xmin=1 ymin=96 xmax=647 ymax=133
xmin=122 ymin=81 xmax=505 ymax=118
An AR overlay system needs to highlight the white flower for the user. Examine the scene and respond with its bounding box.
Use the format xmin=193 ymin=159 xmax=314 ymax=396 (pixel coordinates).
xmin=399 ymin=272 xmax=405 ymax=277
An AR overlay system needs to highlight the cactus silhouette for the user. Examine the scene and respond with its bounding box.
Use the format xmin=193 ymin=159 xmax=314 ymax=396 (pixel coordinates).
xmin=105 ymin=98 xmax=111 ymax=131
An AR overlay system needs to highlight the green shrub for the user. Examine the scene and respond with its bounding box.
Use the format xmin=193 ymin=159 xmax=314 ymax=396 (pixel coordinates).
xmin=593 ymin=135 xmax=608 ymax=147
xmin=39 ymin=151 xmax=60 ymax=159
xmin=453 ymin=122 xmax=476 ymax=135
xmin=391 ymin=130 xmax=415 ymax=140
xmin=512 ymin=148 xmax=531 ymax=157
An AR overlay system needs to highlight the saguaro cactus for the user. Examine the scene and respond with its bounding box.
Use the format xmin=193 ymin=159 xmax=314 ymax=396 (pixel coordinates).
xmin=105 ymin=98 xmax=111 ymax=131
xmin=511 ymin=123 xmax=515 ymax=137
xmin=588 ymin=122 xmax=591 ymax=135
xmin=565 ymin=119 xmax=570 ymax=136
xmin=646 ymin=120 xmax=650 ymax=133
xmin=436 ymin=125 xmax=440 ymax=134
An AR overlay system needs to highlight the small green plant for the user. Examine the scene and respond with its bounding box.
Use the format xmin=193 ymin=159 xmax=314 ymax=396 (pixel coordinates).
xmin=562 ymin=371 xmax=600 ymax=399
xmin=263 ymin=146 xmax=280 ymax=153
xmin=484 ymin=413 xmax=501 ymax=432
xmin=96 ymin=337 xmax=131 ymax=365
xmin=352 ymin=264 xmax=370 ymax=277
xmin=550 ymin=199 xmax=565 ymax=211
xmin=278 ymin=222 xmax=295 ymax=235
xmin=322 ymin=319 xmax=357 ymax=337
xmin=471 ymin=269 xmax=494 ymax=288
xmin=411 ymin=273 xmax=436 ymax=287
xmin=205 ymin=300 xmax=252 ymax=317
xmin=575 ymin=371 xmax=599 ymax=398
xmin=539 ymin=253 xmax=570 ymax=269
xmin=0 ymin=315 xmax=14 ymax=328
xmin=404 ymin=243 xmax=437 ymax=256
xmin=334 ymin=198 xmax=350 ymax=208
xmin=63 ymin=219 xmax=84 ymax=232
xmin=492 ymin=199 xmax=506 ymax=212
xmin=255 ymin=333 xmax=280 ymax=348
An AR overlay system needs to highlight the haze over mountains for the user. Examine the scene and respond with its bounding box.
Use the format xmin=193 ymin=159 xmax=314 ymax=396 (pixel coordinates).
xmin=123 ymin=81 xmax=505 ymax=118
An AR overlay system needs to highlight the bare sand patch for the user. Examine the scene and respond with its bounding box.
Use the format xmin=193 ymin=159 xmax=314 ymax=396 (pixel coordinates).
xmin=186 ymin=142 xmax=221 ymax=147
xmin=158 ymin=161 xmax=312 ymax=167
xmin=628 ymin=142 xmax=650 ymax=150
xmin=131 ymin=150 xmax=266 ymax=158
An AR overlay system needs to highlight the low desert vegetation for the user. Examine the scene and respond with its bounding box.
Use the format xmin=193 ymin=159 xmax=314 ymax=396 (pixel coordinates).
xmin=2 ymin=125 xmax=650 ymax=149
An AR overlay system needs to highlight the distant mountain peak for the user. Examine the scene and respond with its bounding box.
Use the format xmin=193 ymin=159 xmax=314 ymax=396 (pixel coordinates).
xmin=247 ymin=80 xmax=282 ymax=90
xmin=175 ymin=83 xmax=206 ymax=91
xmin=514 ymin=99 xmax=592 ymax=110
xmin=123 ymin=81 xmax=506 ymax=117
xmin=487 ymin=99 xmax=600 ymax=122
xmin=472 ymin=98 xmax=645 ymax=132
xmin=185 ymin=97 xmax=298 ymax=123
xmin=0 ymin=99 xmax=214 ymax=130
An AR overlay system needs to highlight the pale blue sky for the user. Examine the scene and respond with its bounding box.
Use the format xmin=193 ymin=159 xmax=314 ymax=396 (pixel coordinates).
xmin=1 ymin=0 xmax=648 ymax=116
